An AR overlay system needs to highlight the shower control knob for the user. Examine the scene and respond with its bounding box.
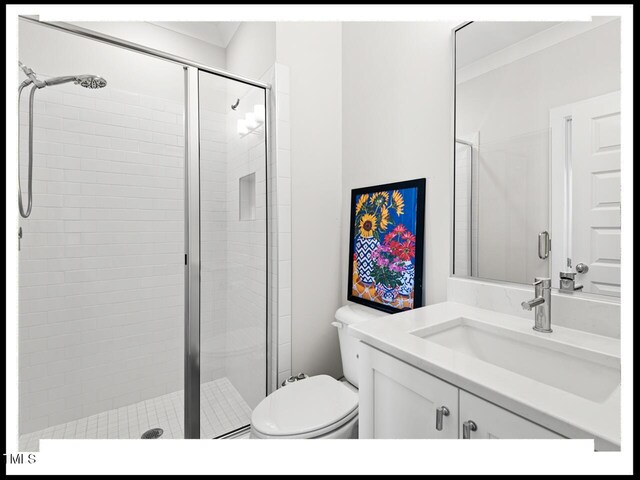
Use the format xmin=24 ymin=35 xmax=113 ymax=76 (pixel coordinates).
xmin=575 ymin=263 xmax=589 ymax=274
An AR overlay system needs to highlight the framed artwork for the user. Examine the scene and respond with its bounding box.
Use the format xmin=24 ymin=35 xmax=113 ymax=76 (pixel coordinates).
xmin=347 ymin=178 xmax=425 ymax=314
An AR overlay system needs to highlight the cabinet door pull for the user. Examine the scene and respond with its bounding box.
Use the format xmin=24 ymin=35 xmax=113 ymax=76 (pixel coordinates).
xmin=435 ymin=406 xmax=450 ymax=431
xmin=462 ymin=420 xmax=477 ymax=439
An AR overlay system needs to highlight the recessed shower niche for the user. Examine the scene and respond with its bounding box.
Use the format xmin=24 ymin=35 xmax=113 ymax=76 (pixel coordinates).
xmin=239 ymin=172 xmax=257 ymax=221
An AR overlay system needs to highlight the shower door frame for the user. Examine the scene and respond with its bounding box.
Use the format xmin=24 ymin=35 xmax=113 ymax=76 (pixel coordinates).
xmin=19 ymin=16 xmax=275 ymax=440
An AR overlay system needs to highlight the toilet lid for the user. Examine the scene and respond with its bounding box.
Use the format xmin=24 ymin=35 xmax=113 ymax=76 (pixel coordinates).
xmin=251 ymin=375 xmax=358 ymax=437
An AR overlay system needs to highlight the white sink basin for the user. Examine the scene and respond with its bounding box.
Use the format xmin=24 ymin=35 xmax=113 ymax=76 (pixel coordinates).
xmin=410 ymin=317 xmax=620 ymax=403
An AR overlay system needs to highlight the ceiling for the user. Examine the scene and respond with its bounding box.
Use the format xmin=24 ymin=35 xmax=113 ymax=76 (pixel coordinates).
xmin=148 ymin=21 xmax=241 ymax=48
xmin=456 ymin=22 xmax=561 ymax=68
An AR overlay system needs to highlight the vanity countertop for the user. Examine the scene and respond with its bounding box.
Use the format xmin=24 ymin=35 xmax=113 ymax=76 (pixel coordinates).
xmin=348 ymin=301 xmax=620 ymax=449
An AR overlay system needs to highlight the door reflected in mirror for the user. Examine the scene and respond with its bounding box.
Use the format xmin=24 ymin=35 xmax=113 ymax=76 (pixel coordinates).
xmin=453 ymin=18 xmax=621 ymax=297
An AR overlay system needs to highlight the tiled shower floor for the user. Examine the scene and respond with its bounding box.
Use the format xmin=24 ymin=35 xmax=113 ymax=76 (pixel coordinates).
xmin=19 ymin=377 xmax=252 ymax=451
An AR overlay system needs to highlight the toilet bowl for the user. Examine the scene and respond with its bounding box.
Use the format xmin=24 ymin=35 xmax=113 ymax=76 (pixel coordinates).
xmin=250 ymin=375 xmax=359 ymax=439
xmin=249 ymin=304 xmax=388 ymax=439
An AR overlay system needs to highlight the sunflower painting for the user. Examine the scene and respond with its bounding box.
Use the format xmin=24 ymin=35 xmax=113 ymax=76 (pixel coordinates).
xmin=358 ymin=213 xmax=377 ymax=238
xmin=348 ymin=179 xmax=426 ymax=313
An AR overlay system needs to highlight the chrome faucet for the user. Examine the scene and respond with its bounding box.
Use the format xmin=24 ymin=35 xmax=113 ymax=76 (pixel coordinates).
xmin=521 ymin=277 xmax=552 ymax=333
xmin=559 ymin=271 xmax=583 ymax=293
xmin=559 ymin=262 xmax=588 ymax=293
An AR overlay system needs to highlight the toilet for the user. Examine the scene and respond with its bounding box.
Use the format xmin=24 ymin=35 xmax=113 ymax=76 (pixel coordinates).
xmin=249 ymin=304 xmax=388 ymax=439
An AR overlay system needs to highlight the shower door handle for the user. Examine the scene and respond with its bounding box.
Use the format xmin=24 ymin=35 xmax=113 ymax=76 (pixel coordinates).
xmin=538 ymin=231 xmax=550 ymax=259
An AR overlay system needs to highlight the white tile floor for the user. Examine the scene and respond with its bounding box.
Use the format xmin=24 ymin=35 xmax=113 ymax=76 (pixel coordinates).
xmin=19 ymin=377 xmax=252 ymax=451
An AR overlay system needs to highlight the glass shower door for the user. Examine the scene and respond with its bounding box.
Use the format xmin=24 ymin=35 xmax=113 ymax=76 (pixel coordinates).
xmin=474 ymin=130 xmax=551 ymax=284
xmin=197 ymin=71 xmax=268 ymax=438
xmin=18 ymin=20 xmax=186 ymax=449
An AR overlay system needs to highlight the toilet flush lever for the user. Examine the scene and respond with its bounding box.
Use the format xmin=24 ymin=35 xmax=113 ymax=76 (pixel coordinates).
xmin=330 ymin=321 xmax=343 ymax=329
xmin=435 ymin=405 xmax=450 ymax=431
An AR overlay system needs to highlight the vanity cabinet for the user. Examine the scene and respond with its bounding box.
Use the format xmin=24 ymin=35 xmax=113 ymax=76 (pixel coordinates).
xmin=358 ymin=341 xmax=459 ymax=438
xmin=358 ymin=344 xmax=564 ymax=440
xmin=458 ymin=391 xmax=564 ymax=440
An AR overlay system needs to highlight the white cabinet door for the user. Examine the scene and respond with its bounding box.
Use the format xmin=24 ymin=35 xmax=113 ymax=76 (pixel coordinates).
xmin=358 ymin=344 xmax=459 ymax=439
xmin=459 ymin=390 xmax=564 ymax=440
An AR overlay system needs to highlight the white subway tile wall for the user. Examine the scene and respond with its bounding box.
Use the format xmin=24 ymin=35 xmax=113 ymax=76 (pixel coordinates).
xmin=18 ymin=66 xmax=292 ymax=438
xmin=218 ymin=75 xmax=268 ymax=409
xmin=274 ymin=63 xmax=292 ymax=387
xmin=18 ymin=83 xmax=187 ymax=435
xmin=199 ymin=79 xmax=229 ymax=391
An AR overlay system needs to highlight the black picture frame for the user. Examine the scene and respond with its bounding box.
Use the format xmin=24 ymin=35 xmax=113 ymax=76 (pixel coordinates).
xmin=347 ymin=178 xmax=426 ymax=314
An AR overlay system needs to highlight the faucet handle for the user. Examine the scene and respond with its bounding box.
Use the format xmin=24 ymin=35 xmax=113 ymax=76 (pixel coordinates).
xmin=521 ymin=297 xmax=545 ymax=311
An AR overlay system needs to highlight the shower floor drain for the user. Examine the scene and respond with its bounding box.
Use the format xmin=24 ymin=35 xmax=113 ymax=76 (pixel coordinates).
xmin=141 ymin=428 xmax=164 ymax=439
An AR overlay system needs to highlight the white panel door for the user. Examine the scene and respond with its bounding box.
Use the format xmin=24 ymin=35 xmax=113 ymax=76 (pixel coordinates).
xmin=459 ymin=391 xmax=564 ymax=440
xmin=571 ymin=92 xmax=621 ymax=296
xmin=358 ymin=344 xmax=459 ymax=439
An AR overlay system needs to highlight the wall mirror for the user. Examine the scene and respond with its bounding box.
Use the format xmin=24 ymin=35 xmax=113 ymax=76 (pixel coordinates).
xmin=453 ymin=18 xmax=621 ymax=297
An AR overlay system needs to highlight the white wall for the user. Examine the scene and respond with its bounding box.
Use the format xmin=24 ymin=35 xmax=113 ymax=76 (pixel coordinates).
xmin=276 ymin=22 xmax=344 ymax=379
xmin=456 ymin=20 xmax=621 ymax=144
xmin=342 ymin=22 xmax=456 ymax=314
xmin=455 ymin=19 xmax=621 ymax=284
xmin=226 ymin=22 xmax=276 ymax=81
xmin=71 ymin=21 xmax=226 ymax=71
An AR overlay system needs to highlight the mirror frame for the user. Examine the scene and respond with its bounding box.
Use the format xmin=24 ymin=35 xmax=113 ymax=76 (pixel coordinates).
xmin=449 ymin=21 xmax=473 ymax=281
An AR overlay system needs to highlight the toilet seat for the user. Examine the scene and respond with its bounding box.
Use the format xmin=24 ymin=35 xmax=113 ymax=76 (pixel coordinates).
xmin=251 ymin=375 xmax=358 ymax=438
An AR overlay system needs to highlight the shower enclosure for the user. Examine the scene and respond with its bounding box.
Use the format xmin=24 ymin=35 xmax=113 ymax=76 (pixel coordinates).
xmin=17 ymin=18 xmax=274 ymax=449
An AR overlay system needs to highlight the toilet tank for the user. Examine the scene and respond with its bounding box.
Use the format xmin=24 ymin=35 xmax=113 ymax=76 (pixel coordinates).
xmin=333 ymin=304 xmax=389 ymax=388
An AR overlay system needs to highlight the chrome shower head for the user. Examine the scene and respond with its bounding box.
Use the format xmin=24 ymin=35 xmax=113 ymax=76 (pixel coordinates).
xmin=19 ymin=63 xmax=108 ymax=90
xmin=42 ymin=74 xmax=107 ymax=89
xmin=75 ymin=75 xmax=107 ymax=89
